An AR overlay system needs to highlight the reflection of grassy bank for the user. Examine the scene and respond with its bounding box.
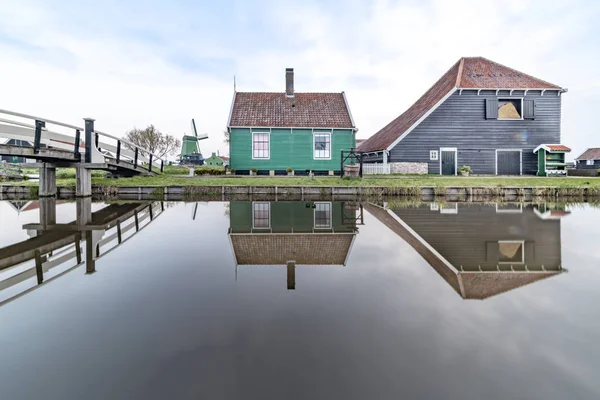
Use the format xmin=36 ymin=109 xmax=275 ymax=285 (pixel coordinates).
xmin=8 ymin=174 xmax=600 ymax=189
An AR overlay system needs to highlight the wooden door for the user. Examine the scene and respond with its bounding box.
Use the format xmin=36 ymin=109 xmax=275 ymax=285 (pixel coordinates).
xmin=497 ymin=151 xmax=520 ymax=175
xmin=441 ymin=150 xmax=456 ymax=175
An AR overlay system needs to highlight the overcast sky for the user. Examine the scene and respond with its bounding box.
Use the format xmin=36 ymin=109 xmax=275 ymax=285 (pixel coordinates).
xmin=1 ymin=0 xmax=598 ymax=159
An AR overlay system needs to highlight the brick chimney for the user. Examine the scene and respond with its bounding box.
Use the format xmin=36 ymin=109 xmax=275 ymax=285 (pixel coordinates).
xmin=285 ymin=68 xmax=294 ymax=97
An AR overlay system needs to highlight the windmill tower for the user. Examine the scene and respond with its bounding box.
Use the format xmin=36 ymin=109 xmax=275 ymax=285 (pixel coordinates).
xmin=179 ymin=119 xmax=208 ymax=165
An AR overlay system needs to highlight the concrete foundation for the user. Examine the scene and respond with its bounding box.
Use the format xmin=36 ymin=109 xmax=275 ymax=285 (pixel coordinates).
xmin=39 ymin=164 xmax=56 ymax=197
xmin=76 ymin=167 xmax=92 ymax=197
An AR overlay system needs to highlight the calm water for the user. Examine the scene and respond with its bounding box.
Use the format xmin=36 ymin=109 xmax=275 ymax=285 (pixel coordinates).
xmin=0 ymin=199 xmax=599 ymax=399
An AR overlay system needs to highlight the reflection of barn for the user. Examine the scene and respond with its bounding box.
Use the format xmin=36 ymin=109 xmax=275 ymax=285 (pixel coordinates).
xmin=228 ymin=201 xmax=362 ymax=289
xmin=365 ymin=203 xmax=564 ymax=300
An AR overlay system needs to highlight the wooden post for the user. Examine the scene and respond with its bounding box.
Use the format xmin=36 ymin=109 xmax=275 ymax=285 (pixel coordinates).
xmin=340 ymin=150 xmax=344 ymax=177
xmin=84 ymin=118 xmax=95 ymax=163
xmin=160 ymin=159 xmax=164 ymax=172
xmin=287 ymin=261 xmax=296 ymax=290
xmin=149 ymin=154 xmax=153 ymax=172
xmin=74 ymin=129 xmax=81 ymax=161
xmin=359 ymin=152 xmax=364 ymax=178
xmin=33 ymin=120 xmax=45 ymax=154
xmin=134 ymin=148 xmax=138 ymax=168
xmin=116 ymin=141 xmax=121 ymax=163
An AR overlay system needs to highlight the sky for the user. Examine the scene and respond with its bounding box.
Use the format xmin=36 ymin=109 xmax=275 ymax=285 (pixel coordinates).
xmin=0 ymin=0 xmax=599 ymax=159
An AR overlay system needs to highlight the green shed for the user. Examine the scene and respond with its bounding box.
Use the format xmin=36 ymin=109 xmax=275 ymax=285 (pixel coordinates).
xmin=533 ymin=144 xmax=571 ymax=176
xmin=227 ymin=68 xmax=357 ymax=175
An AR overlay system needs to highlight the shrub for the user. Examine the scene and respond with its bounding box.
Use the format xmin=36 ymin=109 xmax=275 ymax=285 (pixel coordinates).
xmin=251 ymin=167 xmax=258 ymax=173
xmin=229 ymin=168 xmax=236 ymax=174
xmin=194 ymin=167 xmax=225 ymax=176
xmin=286 ymin=167 xmax=293 ymax=173
xmin=458 ymin=165 xmax=472 ymax=173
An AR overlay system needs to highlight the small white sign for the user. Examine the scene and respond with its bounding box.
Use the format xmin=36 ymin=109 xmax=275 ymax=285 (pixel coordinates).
xmin=430 ymin=150 xmax=439 ymax=161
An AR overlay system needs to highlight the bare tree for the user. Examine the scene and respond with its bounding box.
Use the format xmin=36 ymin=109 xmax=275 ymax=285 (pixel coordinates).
xmin=223 ymin=129 xmax=230 ymax=144
xmin=124 ymin=125 xmax=181 ymax=159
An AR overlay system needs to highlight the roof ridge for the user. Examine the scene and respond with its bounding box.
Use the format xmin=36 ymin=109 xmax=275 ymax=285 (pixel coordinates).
xmin=235 ymin=91 xmax=344 ymax=95
xmin=462 ymin=57 xmax=561 ymax=89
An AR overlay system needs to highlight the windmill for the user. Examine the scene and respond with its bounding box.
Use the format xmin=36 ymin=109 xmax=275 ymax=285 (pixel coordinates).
xmin=179 ymin=119 xmax=208 ymax=165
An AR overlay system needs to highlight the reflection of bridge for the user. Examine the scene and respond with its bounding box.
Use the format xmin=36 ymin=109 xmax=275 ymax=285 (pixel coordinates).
xmin=0 ymin=109 xmax=165 ymax=197
xmin=365 ymin=203 xmax=566 ymax=300
xmin=0 ymin=198 xmax=165 ymax=306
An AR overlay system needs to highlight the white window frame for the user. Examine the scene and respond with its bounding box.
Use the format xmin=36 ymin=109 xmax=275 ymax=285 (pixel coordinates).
xmin=440 ymin=203 xmax=458 ymax=214
xmin=495 ymin=203 xmax=523 ymax=213
xmin=439 ymin=147 xmax=458 ymax=176
xmin=497 ymin=98 xmax=524 ymax=121
xmin=495 ymin=149 xmax=523 ymax=175
xmin=313 ymin=132 xmax=332 ymax=160
xmin=586 ymin=159 xmax=594 ymax=166
xmin=252 ymin=202 xmax=271 ymax=229
xmin=498 ymin=240 xmax=525 ymax=264
xmin=252 ymin=131 xmax=270 ymax=160
xmin=314 ymin=202 xmax=332 ymax=229
xmin=429 ymin=150 xmax=439 ymax=161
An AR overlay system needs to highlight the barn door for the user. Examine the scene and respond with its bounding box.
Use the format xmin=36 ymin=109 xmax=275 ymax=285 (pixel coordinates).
xmin=441 ymin=149 xmax=456 ymax=175
xmin=497 ymin=150 xmax=521 ymax=175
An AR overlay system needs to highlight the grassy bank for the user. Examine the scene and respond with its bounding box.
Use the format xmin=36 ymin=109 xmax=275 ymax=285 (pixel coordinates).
xmin=8 ymin=174 xmax=600 ymax=189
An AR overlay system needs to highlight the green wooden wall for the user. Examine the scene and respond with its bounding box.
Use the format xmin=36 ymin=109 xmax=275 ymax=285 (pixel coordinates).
xmin=229 ymin=201 xmax=357 ymax=233
xmin=229 ymin=128 xmax=355 ymax=171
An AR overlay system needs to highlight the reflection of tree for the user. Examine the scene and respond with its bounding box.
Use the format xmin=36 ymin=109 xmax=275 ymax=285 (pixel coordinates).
xmin=224 ymin=203 xmax=230 ymax=216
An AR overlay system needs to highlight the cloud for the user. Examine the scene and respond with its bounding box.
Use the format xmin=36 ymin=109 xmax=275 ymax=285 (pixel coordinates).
xmin=0 ymin=0 xmax=598 ymax=158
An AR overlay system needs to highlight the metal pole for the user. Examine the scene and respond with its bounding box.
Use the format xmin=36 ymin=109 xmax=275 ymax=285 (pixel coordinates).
xmin=340 ymin=150 xmax=344 ymax=177
xmin=134 ymin=148 xmax=138 ymax=168
xmin=359 ymin=152 xmax=364 ymax=178
xmin=74 ymin=129 xmax=81 ymax=161
xmin=149 ymin=154 xmax=153 ymax=172
xmin=33 ymin=120 xmax=45 ymax=154
xmin=84 ymin=118 xmax=95 ymax=163
xmin=116 ymin=141 xmax=121 ymax=163
xmin=160 ymin=159 xmax=164 ymax=172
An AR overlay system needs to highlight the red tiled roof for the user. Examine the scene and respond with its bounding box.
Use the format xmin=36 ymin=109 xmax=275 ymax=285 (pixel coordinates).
xmin=228 ymin=92 xmax=354 ymax=128
xmin=576 ymin=148 xmax=600 ymax=160
xmin=359 ymin=57 xmax=563 ymax=153
xmin=546 ymin=144 xmax=571 ymax=152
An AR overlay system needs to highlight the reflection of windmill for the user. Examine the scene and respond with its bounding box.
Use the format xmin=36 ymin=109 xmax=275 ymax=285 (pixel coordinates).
xmin=180 ymin=119 xmax=208 ymax=165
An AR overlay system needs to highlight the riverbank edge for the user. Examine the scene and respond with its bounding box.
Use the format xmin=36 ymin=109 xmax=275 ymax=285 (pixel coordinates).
xmin=2 ymin=184 xmax=600 ymax=200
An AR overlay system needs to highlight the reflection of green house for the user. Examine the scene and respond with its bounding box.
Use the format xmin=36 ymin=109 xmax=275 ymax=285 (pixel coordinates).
xmin=228 ymin=201 xmax=361 ymax=289
xmin=205 ymin=152 xmax=224 ymax=167
xmin=365 ymin=203 xmax=564 ymax=300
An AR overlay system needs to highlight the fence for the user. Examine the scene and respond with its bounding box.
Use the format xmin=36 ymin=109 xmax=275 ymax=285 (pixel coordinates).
xmin=362 ymin=163 xmax=390 ymax=175
xmin=0 ymin=161 xmax=23 ymax=179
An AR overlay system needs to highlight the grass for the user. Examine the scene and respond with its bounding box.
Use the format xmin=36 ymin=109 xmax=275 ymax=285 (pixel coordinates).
xmin=7 ymin=174 xmax=600 ymax=189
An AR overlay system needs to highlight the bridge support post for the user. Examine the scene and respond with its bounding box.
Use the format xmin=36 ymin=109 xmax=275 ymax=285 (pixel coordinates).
xmin=76 ymin=197 xmax=92 ymax=229
xmin=39 ymin=197 xmax=57 ymax=230
xmin=39 ymin=163 xmax=56 ymax=197
xmin=76 ymin=167 xmax=92 ymax=197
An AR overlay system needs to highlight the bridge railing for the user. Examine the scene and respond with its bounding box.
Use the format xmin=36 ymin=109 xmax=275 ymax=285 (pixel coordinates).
xmin=0 ymin=109 xmax=164 ymax=173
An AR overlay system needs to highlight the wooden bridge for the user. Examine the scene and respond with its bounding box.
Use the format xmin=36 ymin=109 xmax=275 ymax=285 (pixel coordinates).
xmin=0 ymin=198 xmax=166 ymax=306
xmin=0 ymin=109 xmax=166 ymax=196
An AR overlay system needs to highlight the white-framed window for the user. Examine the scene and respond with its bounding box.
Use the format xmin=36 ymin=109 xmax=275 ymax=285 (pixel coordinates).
xmin=430 ymin=150 xmax=439 ymax=161
xmin=252 ymin=132 xmax=270 ymax=159
xmin=252 ymin=202 xmax=270 ymax=229
xmin=587 ymin=159 xmax=594 ymax=166
xmin=430 ymin=203 xmax=439 ymax=211
xmin=498 ymin=240 xmax=524 ymax=264
xmin=313 ymin=132 xmax=331 ymax=159
xmin=440 ymin=203 xmax=458 ymax=214
xmin=314 ymin=202 xmax=332 ymax=229
xmin=498 ymin=98 xmax=523 ymax=120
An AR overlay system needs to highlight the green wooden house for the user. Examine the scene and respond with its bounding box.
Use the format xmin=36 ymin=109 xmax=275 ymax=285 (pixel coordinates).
xmin=204 ymin=152 xmax=224 ymax=167
xmin=227 ymin=68 xmax=357 ymax=175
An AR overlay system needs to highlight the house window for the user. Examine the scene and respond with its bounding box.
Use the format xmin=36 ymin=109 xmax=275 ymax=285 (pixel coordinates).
xmin=587 ymin=159 xmax=594 ymax=166
xmin=314 ymin=202 xmax=332 ymax=228
xmin=252 ymin=132 xmax=269 ymax=159
xmin=430 ymin=150 xmax=439 ymax=161
xmin=252 ymin=202 xmax=270 ymax=229
xmin=314 ymin=132 xmax=331 ymax=159
xmin=498 ymin=99 xmax=523 ymax=120
xmin=498 ymin=240 xmax=524 ymax=264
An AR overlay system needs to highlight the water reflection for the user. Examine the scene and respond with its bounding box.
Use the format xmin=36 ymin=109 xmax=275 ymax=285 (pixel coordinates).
xmin=228 ymin=201 xmax=363 ymax=289
xmin=0 ymin=198 xmax=166 ymax=305
xmin=365 ymin=202 xmax=567 ymax=299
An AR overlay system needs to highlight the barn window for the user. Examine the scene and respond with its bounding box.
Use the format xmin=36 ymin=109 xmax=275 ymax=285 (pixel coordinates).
xmin=314 ymin=132 xmax=331 ymax=159
xmin=429 ymin=150 xmax=438 ymax=161
xmin=587 ymin=160 xmax=594 ymax=166
xmin=252 ymin=132 xmax=270 ymax=159
xmin=498 ymin=240 xmax=524 ymax=264
xmin=498 ymin=99 xmax=523 ymax=120
xmin=252 ymin=202 xmax=270 ymax=229
xmin=314 ymin=202 xmax=332 ymax=228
